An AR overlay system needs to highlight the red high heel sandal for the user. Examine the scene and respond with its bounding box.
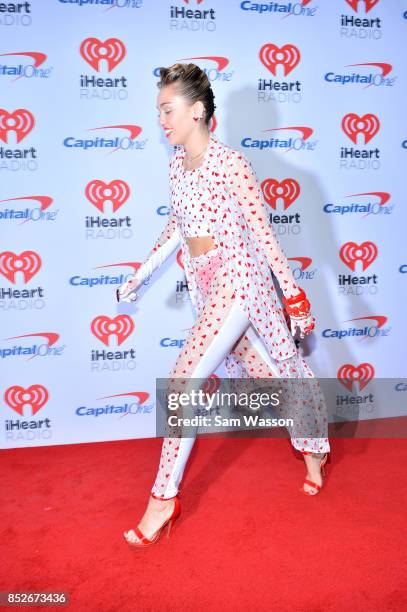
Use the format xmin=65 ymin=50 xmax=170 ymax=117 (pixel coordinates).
xmin=124 ymin=493 xmax=181 ymax=547
xmin=300 ymin=451 xmax=330 ymax=495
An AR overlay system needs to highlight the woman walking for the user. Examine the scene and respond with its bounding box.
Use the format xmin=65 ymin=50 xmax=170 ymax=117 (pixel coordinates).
xmin=117 ymin=63 xmax=330 ymax=547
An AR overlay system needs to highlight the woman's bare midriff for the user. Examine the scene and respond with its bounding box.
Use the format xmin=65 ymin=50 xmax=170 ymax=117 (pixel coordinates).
xmin=187 ymin=236 xmax=217 ymax=258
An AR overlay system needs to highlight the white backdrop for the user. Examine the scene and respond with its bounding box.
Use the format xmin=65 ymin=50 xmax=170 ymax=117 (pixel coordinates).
xmin=1 ymin=0 xmax=406 ymax=449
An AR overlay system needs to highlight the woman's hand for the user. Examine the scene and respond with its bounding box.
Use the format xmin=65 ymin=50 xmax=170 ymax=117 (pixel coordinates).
xmin=289 ymin=312 xmax=316 ymax=339
xmin=116 ymin=275 xmax=140 ymax=303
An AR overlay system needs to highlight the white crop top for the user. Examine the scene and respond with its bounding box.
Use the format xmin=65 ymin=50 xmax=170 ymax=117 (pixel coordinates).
xmin=171 ymin=153 xmax=214 ymax=238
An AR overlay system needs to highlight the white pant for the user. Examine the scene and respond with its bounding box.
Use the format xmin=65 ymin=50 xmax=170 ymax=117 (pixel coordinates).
xmin=152 ymin=298 xmax=329 ymax=499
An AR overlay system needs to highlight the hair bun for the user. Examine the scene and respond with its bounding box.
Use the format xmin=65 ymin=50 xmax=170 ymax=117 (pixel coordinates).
xmin=157 ymin=63 xmax=216 ymax=127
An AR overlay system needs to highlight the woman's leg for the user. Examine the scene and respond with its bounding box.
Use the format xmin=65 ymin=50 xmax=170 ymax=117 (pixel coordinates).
xmin=151 ymin=247 xmax=256 ymax=499
xmin=151 ymin=291 xmax=251 ymax=499
xmin=125 ymin=250 xmax=329 ymax=542
xmin=125 ymin=251 xmax=253 ymax=543
xmin=227 ymin=327 xmax=330 ymax=494
xmin=124 ymin=293 xmax=252 ymax=544
xmin=229 ymin=324 xmax=330 ymax=454
xmin=153 ymin=239 xmax=329 ymax=499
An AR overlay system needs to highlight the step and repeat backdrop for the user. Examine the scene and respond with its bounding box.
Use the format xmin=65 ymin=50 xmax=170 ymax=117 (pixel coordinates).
xmin=1 ymin=0 xmax=406 ymax=448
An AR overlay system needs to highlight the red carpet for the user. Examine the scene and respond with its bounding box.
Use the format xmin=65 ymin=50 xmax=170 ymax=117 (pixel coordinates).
xmin=2 ymin=435 xmax=406 ymax=611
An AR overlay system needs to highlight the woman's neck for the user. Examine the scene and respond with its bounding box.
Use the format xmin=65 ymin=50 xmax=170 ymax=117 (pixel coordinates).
xmin=183 ymin=130 xmax=210 ymax=160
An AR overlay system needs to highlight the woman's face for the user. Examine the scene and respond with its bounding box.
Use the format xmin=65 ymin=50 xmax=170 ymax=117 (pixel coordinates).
xmin=156 ymin=83 xmax=202 ymax=145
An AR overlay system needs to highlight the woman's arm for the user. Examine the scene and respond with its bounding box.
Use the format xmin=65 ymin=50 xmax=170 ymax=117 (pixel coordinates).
xmin=224 ymin=148 xmax=314 ymax=337
xmin=225 ymin=148 xmax=301 ymax=297
xmin=135 ymin=211 xmax=181 ymax=282
xmin=117 ymin=155 xmax=181 ymax=303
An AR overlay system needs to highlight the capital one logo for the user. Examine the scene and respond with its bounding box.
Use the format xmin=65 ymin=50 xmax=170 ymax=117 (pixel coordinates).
xmin=0 ymin=109 xmax=35 ymax=144
xmin=263 ymin=126 xmax=314 ymax=142
xmin=85 ymin=180 xmax=130 ymax=213
xmin=177 ymin=56 xmax=229 ymax=72
xmin=337 ymin=363 xmax=375 ymax=391
xmin=342 ymin=113 xmax=380 ymax=145
xmin=0 ymin=51 xmax=47 ymax=68
xmin=101 ymin=391 xmax=149 ymax=404
xmin=261 ymin=178 xmax=300 ymax=210
xmin=5 ymin=384 xmax=49 ymax=416
xmin=0 ymin=251 xmax=41 ymax=283
xmin=91 ymin=315 xmax=134 ymax=346
xmin=4 ymin=332 xmax=60 ymax=361
xmin=259 ymin=44 xmax=300 ymax=76
xmin=0 ymin=196 xmax=53 ymax=227
xmin=339 ymin=241 xmax=377 ymax=271
xmin=80 ymin=38 xmax=126 ymax=72
xmin=288 ymin=256 xmax=312 ymax=270
xmin=345 ymin=0 xmax=380 ymax=13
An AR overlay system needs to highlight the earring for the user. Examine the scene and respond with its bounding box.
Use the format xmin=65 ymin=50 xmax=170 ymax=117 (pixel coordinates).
xmin=193 ymin=116 xmax=201 ymax=122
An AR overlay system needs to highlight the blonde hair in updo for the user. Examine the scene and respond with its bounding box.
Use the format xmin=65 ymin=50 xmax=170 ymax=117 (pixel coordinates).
xmin=157 ymin=62 xmax=216 ymax=127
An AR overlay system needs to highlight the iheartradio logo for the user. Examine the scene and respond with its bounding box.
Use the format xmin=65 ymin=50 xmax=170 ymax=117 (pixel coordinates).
xmin=339 ymin=241 xmax=378 ymax=271
xmin=0 ymin=108 xmax=35 ymax=144
xmin=337 ymin=363 xmax=375 ymax=391
xmin=345 ymin=0 xmax=380 ymax=13
xmin=85 ymin=180 xmax=130 ymax=213
xmin=201 ymin=373 xmax=221 ymax=396
xmin=259 ymin=44 xmax=300 ymax=76
xmin=261 ymin=178 xmax=300 ymax=210
xmin=0 ymin=250 xmax=41 ymax=283
xmin=80 ymin=38 xmax=126 ymax=72
xmin=5 ymin=384 xmax=49 ymax=416
xmin=342 ymin=113 xmax=380 ymax=145
xmin=91 ymin=315 xmax=134 ymax=346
